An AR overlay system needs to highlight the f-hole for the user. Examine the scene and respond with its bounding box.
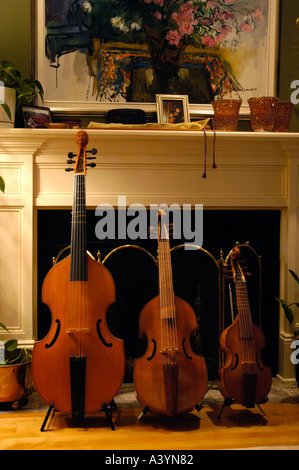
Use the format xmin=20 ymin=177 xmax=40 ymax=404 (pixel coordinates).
xmin=256 ymin=354 xmax=264 ymax=370
xmin=45 ymin=319 xmax=61 ymax=348
xmin=96 ymin=319 xmax=112 ymax=348
xmin=182 ymin=338 xmax=192 ymax=360
xmin=147 ymin=339 xmax=156 ymax=361
xmin=231 ymin=353 xmax=239 ymax=370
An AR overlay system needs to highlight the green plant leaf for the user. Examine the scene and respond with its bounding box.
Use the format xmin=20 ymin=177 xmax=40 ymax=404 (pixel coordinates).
xmin=275 ymin=298 xmax=294 ymax=326
xmin=33 ymin=80 xmax=44 ymax=100
xmin=289 ymin=270 xmax=299 ymax=285
xmin=0 ymin=321 xmax=9 ymax=333
xmin=0 ymin=176 xmax=5 ymax=193
xmin=1 ymin=102 xmax=11 ymax=120
xmin=0 ymin=61 xmax=21 ymax=87
xmin=5 ymin=339 xmax=18 ymax=352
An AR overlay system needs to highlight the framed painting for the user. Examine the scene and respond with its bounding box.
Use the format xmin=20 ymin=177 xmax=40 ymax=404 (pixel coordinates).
xmin=21 ymin=105 xmax=52 ymax=128
xmin=35 ymin=0 xmax=279 ymax=117
xmin=156 ymin=95 xmax=190 ymax=124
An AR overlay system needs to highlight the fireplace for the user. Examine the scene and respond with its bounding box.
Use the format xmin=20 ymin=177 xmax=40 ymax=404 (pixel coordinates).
xmin=0 ymin=128 xmax=297 ymax=381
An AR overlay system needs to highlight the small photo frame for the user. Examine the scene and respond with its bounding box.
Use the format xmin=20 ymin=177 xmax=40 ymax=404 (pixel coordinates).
xmin=156 ymin=95 xmax=190 ymax=124
xmin=21 ymin=105 xmax=52 ymax=128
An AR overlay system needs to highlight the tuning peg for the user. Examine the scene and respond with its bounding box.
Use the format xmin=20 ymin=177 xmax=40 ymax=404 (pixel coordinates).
xmin=65 ymin=168 xmax=74 ymax=172
xmin=86 ymin=163 xmax=96 ymax=168
xmin=87 ymin=148 xmax=97 ymax=155
xmin=148 ymin=226 xmax=158 ymax=239
xmin=68 ymin=152 xmax=75 ymax=158
xmin=67 ymin=159 xmax=75 ymax=164
xmin=222 ymin=263 xmax=232 ymax=271
xmin=86 ymin=156 xmax=96 ymax=160
xmin=223 ymin=273 xmax=233 ymax=280
xmin=222 ymin=267 xmax=232 ymax=273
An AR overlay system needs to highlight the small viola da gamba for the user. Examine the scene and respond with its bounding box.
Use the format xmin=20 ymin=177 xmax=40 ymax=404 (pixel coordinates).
xmin=218 ymin=247 xmax=272 ymax=408
xmin=134 ymin=211 xmax=208 ymax=416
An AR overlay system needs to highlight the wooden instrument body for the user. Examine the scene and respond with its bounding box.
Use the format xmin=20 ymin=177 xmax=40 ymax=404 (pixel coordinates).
xmin=218 ymin=317 xmax=272 ymax=406
xmin=134 ymin=295 xmax=208 ymax=416
xmin=218 ymin=247 xmax=272 ymax=407
xmin=32 ymin=131 xmax=125 ymax=419
xmin=32 ymin=255 xmax=125 ymax=414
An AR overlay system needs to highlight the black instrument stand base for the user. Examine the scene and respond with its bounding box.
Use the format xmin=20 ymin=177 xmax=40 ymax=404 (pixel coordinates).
xmin=195 ymin=403 xmax=204 ymax=420
xmin=101 ymin=402 xmax=115 ymax=431
xmin=41 ymin=403 xmax=55 ymax=431
xmin=217 ymin=396 xmax=268 ymax=419
xmin=40 ymin=401 xmax=117 ymax=431
xmin=138 ymin=407 xmax=149 ymax=420
xmin=138 ymin=405 xmax=204 ymax=420
xmin=217 ymin=398 xmax=234 ymax=419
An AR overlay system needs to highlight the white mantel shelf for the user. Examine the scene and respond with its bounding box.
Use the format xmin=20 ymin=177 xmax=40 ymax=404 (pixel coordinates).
xmin=0 ymin=128 xmax=298 ymax=381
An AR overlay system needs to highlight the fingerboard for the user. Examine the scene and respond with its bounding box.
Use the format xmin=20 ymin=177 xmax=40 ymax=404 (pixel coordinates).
xmin=70 ymin=173 xmax=87 ymax=281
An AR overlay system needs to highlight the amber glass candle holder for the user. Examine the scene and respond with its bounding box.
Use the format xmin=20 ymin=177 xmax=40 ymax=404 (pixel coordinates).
xmin=248 ymin=97 xmax=279 ymax=132
xmin=212 ymin=99 xmax=242 ymax=131
xmin=273 ymin=101 xmax=294 ymax=132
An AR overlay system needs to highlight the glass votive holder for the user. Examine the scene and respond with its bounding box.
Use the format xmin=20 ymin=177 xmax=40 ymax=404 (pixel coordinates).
xmin=273 ymin=101 xmax=294 ymax=132
xmin=211 ymin=99 xmax=242 ymax=131
xmin=248 ymin=97 xmax=279 ymax=132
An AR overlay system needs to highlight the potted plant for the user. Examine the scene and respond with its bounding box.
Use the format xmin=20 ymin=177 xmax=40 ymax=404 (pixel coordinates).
xmin=0 ymin=60 xmax=43 ymax=128
xmin=0 ymin=322 xmax=33 ymax=409
xmin=276 ymin=269 xmax=299 ymax=386
xmin=0 ymin=179 xmax=33 ymax=408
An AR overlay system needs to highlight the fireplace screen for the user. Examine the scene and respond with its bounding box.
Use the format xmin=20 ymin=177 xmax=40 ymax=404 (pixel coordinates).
xmin=37 ymin=209 xmax=280 ymax=380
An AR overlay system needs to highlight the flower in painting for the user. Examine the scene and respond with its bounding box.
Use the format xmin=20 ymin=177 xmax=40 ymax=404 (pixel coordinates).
xmin=201 ymin=36 xmax=218 ymax=48
xmin=133 ymin=0 xmax=263 ymax=48
xmin=239 ymin=22 xmax=253 ymax=34
xmin=81 ymin=0 xmax=264 ymax=50
xmin=253 ymin=8 xmax=263 ymax=19
xmin=111 ymin=16 xmax=129 ymax=33
xmin=131 ymin=22 xmax=142 ymax=31
xmin=166 ymin=30 xmax=182 ymax=46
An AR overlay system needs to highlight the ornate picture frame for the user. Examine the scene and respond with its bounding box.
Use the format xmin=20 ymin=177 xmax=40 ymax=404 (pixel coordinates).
xmin=35 ymin=0 xmax=279 ymax=118
xmin=21 ymin=105 xmax=52 ymax=128
xmin=156 ymin=94 xmax=190 ymax=124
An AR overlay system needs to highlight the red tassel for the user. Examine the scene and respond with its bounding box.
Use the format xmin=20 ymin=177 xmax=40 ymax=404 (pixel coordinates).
xmin=202 ymin=128 xmax=207 ymax=178
xmin=202 ymin=120 xmax=217 ymax=178
xmin=212 ymin=119 xmax=217 ymax=169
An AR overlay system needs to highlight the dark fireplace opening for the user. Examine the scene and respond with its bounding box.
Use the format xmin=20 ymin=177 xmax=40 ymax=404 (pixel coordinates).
xmin=37 ymin=209 xmax=280 ymax=382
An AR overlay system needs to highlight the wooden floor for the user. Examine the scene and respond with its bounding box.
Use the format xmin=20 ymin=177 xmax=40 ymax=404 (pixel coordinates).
xmin=1 ymin=401 xmax=299 ymax=451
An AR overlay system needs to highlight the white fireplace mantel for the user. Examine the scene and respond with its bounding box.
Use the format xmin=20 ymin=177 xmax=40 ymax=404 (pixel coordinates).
xmin=0 ymin=128 xmax=298 ymax=381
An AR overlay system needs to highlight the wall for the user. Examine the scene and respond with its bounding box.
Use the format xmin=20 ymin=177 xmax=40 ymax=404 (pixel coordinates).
xmin=0 ymin=0 xmax=32 ymax=79
xmin=279 ymin=0 xmax=299 ymax=131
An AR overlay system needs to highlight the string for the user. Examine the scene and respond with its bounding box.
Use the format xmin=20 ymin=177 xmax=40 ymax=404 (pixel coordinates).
xmin=68 ymin=165 xmax=88 ymax=359
xmin=235 ymin=280 xmax=255 ymax=375
xmin=201 ymin=119 xmax=217 ymax=178
xmin=158 ymin=222 xmax=178 ymax=369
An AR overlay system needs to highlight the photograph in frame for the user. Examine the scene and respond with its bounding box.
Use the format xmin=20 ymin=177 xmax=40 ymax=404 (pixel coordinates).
xmin=156 ymin=95 xmax=190 ymax=124
xmin=22 ymin=105 xmax=52 ymax=128
xmin=35 ymin=0 xmax=279 ymax=116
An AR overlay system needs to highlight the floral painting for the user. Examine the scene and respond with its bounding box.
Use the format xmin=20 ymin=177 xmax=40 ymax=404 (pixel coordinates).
xmin=39 ymin=0 xmax=276 ymax=110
